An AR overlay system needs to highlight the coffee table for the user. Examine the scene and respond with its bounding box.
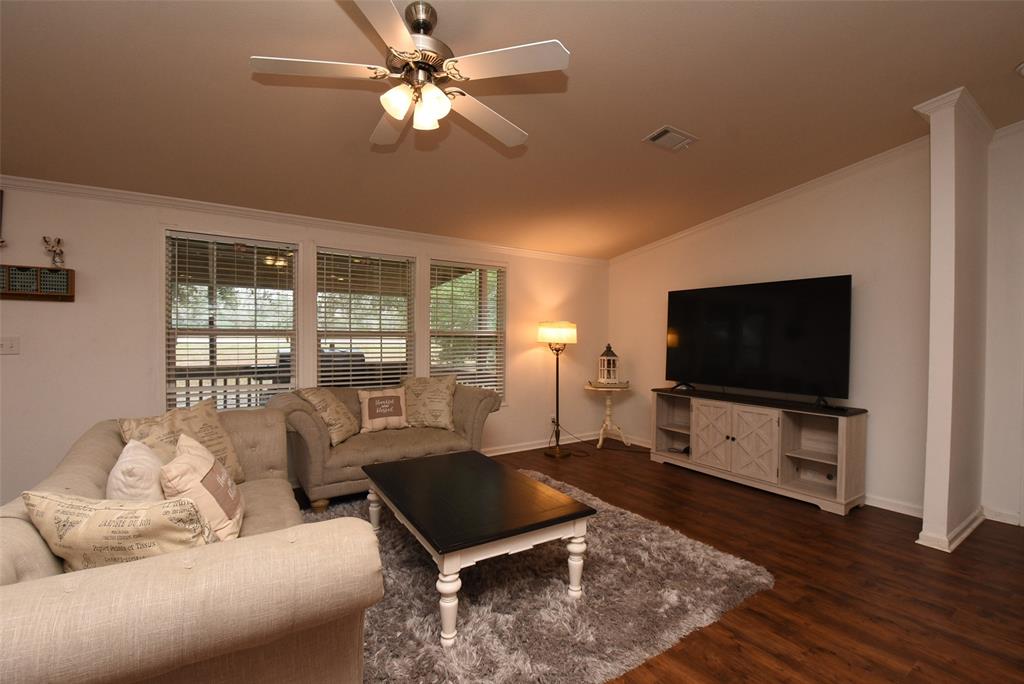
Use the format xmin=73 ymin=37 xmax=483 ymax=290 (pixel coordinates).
xmin=362 ymin=451 xmax=596 ymax=647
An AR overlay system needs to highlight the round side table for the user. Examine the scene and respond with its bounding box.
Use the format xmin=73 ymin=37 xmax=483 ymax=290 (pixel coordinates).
xmin=584 ymin=385 xmax=631 ymax=449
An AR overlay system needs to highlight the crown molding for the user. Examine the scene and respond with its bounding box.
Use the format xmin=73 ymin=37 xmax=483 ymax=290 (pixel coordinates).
xmin=610 ymin=135 xmax=930 ymax=264
xmin=913 ymin=86 xmax=969 ymax=118
xmin=913 ymin=86 xmax=994 ymax=140
xmin=993 ymin=118 xmax=1024 ymax=143
xmin=0 ymin=175 xmax=606 ymax=267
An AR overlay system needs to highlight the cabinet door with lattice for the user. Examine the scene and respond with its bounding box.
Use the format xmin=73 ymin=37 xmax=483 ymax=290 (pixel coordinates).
xmin=691 ymin=399 xmax=732 ymax=470
xmin=731 ymin=405 xmax=780 ymax=482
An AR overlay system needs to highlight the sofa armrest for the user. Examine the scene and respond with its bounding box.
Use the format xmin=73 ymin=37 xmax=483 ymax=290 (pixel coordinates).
xmin=268 ymin=392 xmax=331 ymax=492
xmin=453 ymin=384 xmax=501 ymax=450
xmin=0 ymin=518 xmax=382 ymax=684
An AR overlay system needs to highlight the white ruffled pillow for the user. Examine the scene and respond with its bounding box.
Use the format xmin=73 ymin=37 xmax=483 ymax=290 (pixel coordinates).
xmin=106 ymin=440 xmax=165 ymax=501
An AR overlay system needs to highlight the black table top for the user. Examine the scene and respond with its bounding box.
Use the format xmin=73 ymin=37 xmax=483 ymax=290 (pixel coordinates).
xmin=362 ymin=451 xmax=596 ymax=555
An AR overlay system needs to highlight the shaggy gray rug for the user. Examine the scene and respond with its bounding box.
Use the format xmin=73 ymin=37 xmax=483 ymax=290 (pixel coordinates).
xmin=304 ymin=471 xmax=773 ymax=683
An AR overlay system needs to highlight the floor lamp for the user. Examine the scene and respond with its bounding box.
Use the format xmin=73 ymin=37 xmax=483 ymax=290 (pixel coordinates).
xmin=538 ymin=321 xmax=578 ymax=458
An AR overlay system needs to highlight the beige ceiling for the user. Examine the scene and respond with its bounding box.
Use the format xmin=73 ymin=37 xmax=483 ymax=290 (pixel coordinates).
xmin=2 ymin=1 xmax=1023 ymax=259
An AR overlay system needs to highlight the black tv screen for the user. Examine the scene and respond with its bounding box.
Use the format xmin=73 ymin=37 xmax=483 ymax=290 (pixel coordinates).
xmin=666 ymin=275 xmax=851 ymax=398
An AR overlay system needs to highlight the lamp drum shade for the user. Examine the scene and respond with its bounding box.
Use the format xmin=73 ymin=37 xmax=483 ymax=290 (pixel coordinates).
xmin=537 ymin=321 xmax=577 ymax=345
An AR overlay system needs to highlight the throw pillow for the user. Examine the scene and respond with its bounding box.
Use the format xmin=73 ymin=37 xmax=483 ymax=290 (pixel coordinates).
xmin=21 ymin=491 xmax=216 ymax=572
xmin=357 ymin=388 xmax=409 ymax=433
xmin=106 ymin=440 xmax=165 ymax=501
xmin=161 ymin=434 xmax=245 ymax=542
xmin=118 ymin=400 xmax=245 ymax=483
xmin=296 ymin=387 xmax=360 ymax=446
xmin=401 ymin=375 xmax=456 ymax=430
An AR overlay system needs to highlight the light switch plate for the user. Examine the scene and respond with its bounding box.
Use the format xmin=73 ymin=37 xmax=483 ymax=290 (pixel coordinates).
xmin=0 ymin=337 xmax=20 ymax=355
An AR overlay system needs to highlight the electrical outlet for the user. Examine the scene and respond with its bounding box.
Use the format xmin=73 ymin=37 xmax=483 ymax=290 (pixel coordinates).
xmin=550 ymin=415 xmax=557 ymax=424
xmin=0 ymin=337 xmax=20 ymax=355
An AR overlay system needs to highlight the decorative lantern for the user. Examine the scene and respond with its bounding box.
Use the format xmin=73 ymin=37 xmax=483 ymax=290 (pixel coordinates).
xmin=598 ymin=343 xmax=619 ymax=384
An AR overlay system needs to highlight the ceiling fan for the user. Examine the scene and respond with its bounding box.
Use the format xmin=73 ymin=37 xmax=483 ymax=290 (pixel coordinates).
xmin=250 ymin=1 xmax=570 ymax=147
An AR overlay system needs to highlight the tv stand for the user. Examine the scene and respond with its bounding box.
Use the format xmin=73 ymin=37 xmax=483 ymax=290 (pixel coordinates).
xmin=672 ymin=382 xmax=696 ymax=391
xmin=814 ymin=396 xmax=831 ymax=408
xmin=650 ymin=388 xmax=867 ymax=515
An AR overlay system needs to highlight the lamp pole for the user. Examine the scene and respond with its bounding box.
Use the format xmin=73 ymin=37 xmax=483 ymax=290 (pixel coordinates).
xmin=546 ymin=342 xmax=570 ymax=458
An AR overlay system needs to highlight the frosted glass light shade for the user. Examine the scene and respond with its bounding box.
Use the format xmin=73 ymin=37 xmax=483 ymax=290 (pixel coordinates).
xmin=419 ymin=83 xmax=452 ymax=120
xmin=380 ymin=84 xmax=414 ymax=120
xmin=412 ymin=99 xmax=439 ymax=130
xmin=537 ymin=321 xmax=577 ymax=345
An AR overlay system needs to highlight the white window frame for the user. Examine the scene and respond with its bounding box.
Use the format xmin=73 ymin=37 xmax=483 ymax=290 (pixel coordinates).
xmin=315 ymin=247 xmax=416 ymax=388
xmin=164 ymin=231 xmax=298 ymax=409
xmin=428 ymin=259 xmax=508 ymax=398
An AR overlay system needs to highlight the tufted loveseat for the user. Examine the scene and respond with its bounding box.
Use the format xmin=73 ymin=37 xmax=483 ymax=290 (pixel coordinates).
xmin=269 ymin=384 xmax=500 ymax=511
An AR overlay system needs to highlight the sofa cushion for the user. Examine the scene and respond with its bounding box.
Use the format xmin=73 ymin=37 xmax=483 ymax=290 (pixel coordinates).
xmin=324 ymin=427 xmax=471 ymax=478
xmin=118 ymin=400 xmax=245 ymax=483
xmin=358 ymin=388 xmax=410 ymax=433
xmin=162 ymin=435 xmax=245 ymax=542
xmin=297 ymin=387 xmax=359 ymax=445
xmin=402 ymin=375 xmax=456 ymax=430
xmin=237 ymin=478 xmax=303 ymax=537
xmin=21 ymin=492 xmax=216 ymax=572
xmin=106 ymin=440 xmax=165 ymax=501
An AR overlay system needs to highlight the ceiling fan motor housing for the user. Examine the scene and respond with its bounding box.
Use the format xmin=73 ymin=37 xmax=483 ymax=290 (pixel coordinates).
xmin=405 ymin=2 xmax=437 ymax=35
xmin=387 ymin=3 xmax=453 ymax=84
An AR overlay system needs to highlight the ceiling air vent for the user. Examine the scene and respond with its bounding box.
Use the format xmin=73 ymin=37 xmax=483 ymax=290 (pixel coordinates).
xmin=643 ymin=125 xmax=698 ymax=152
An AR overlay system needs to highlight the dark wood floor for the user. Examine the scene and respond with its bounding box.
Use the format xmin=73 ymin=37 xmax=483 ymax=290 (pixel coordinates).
xmin=495 ymin=441 xmax=1024 ymax=684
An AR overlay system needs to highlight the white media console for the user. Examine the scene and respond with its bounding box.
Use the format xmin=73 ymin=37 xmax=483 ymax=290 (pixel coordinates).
xmin=650 ymin=388 xmax=867 ymax=515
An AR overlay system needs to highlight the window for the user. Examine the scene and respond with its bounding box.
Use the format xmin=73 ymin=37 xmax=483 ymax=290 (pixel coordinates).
xmin=165 ymin=233 xmax=296 ymax=409
xmin=429 ymin=261 xmax=507 ymax=397
xmin=317 ymin=250 xmax=415 ymax=387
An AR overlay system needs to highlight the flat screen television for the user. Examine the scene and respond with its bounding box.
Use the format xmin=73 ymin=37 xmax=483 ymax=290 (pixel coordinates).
xmin=666 ymin=275 xmax=852 ymax=399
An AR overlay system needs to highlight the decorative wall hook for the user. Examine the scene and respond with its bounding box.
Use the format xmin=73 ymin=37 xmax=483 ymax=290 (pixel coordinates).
xmin=42 ymin=236 xmax=65 ymax=268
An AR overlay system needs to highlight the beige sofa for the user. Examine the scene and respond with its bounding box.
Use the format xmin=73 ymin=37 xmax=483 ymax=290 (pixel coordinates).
xmin=0 ymin=408 xmax=383 ymax=684
xmin=270 ymin=384 xmax=500 ymax=510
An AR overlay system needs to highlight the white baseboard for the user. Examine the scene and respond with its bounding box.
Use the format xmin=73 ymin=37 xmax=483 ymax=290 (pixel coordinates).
xmin=624 ymin=434 xmax=651 ymax=449
xmin=482 ymin=431 xmax=600 ymax=457
xmin=864 ymin=494 xmax=923 ymax=518
xmin=982 ymin=506 xmax=1022 ymax=526
xmin=916 ymin=506 xmax=986 ymax=552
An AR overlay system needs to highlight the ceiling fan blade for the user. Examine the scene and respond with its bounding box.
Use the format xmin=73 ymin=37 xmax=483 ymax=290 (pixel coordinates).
xmin=250 ymin=56 xmax=390 ymax=80
xmin=353 ymin=0 xmax=420 ymax=60
xmin=370 ymin=110 xmax=409 ymax=145
xmin=446 ymin=88 xmax=527 ymax=147
xmin=443 ymin=40 xmax=570 ymax=81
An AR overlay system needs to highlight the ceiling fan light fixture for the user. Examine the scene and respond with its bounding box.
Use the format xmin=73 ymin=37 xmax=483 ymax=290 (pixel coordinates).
xmin=412 ymin=99 xmax=440 ymax=130
xmin=419 ymin=82 xmax=452 ymax=120
xmin=380 ymin=83 xmax=414 ymax=119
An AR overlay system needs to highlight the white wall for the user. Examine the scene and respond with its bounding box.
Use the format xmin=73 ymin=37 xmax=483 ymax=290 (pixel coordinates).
xmin=608 ymin=138 xmax=932 ymax=515
xmin=982 ymin=122 xmax=1024 ymax=525
xmin=0 ymin=181 xmax=608 ymax=503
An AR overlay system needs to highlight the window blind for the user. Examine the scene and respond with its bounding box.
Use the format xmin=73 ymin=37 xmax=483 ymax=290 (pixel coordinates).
xmin=316 ymin=250 xmax=415 ymax=387
xmin=165 ymin=233 xmax=297 ymax=409
xmin=429 ymin=261 xmax=507 ymax=397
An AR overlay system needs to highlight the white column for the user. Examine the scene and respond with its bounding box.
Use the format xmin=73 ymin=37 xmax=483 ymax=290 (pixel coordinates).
xmin=914 ymin=87 xmax=993 ymax=552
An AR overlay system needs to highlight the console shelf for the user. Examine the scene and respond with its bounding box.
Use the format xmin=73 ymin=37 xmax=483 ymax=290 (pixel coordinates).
xmin=650 ymin=388 xmax=867 ymax=515
xmin=784 ymin=448 xmax=838 ymax=465
xmin=657 ymin=422 xmax=691 ymax=435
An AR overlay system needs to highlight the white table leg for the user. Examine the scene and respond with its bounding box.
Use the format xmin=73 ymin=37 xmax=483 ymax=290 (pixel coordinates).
xmin=367 ymin=489 xmax=381 ymax=531
xmin=610 ymin=421 xmax=631 ymax=446
xmin=567 ymin=535 xmax=586 ymax=598
xmin=436 ymin=572 xmax=462 ymax=646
